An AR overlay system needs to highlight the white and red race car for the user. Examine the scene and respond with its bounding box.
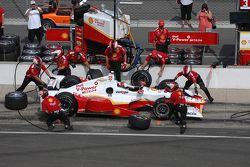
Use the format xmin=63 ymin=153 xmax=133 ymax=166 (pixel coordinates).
xmin=45 ymin=72 xmax=206 ymax=118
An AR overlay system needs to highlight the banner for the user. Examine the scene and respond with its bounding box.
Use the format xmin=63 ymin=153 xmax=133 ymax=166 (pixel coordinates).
xmin=240 ymin=31 xmax=250 ymax=50
xmin=240 ymin=0 xmax=250 ymax=10
xmin=148 ymin=31 xmax=219 ymax=45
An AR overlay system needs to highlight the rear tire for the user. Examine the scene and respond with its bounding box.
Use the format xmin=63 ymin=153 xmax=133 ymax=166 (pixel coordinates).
xmin=42 ymin=20 xmax=55 ymax=31
xmin=128 ymin=114 xmax=151 ymax=130
xmin=153 ymin=98 xmax=172 ymax=120
xmin=55 ymin=92 xmax=78 ymax=116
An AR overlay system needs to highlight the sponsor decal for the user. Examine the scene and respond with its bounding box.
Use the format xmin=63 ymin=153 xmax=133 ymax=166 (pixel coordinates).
xmin=61 ymin=33 xmax=68 ymax=39
xmin=88 ymin=17 xmax=94 ymax=24
xmin=94 ymin=18 xmax=105 ymax=27
xmin=76 ymin=83 xmax=97 ymax=94
xmin=116 ymin=91 xmax=129 ymax=94
xmin=113 ymin=108 xmax=121 ymax=115
xmin=48 ymin=97 xmax=54 ymax=103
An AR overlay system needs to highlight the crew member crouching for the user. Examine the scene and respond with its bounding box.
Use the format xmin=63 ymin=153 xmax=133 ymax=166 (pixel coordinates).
xmin=140 ymin=49 xmax=168 ymax=77
xmin=40 ymin=88 xmax=73 ymax=131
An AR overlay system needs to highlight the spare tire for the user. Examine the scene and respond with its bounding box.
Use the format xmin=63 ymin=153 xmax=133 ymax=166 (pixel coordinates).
xmin=1 ymin=34 xmax=20 ymax=46
xmin=42 ymin=55 xmax=55 ymax=63
xmin=86 ymin=69 xmax=103 ymax=79
xmin=45 ymin=43 xmax=62 ymax=50
xmin=168 ymin=47 xmax=183 ymax=54
xmin=184 ymin=47 xmax=202 ymax=54
xmin=60 ymin=75 xmax=81 ymax=88
xmin=0 ymin=40 xmax=15 ymax=53
xmin=131 ymin=70 xmax=152 ymax=87
xmin=183 ymin=59 xmax=202 ymax=65
xmin=5 ymin=91 xmax=28 ymax=110
xmin=0 ymin=51 xmax=17 ymax=61
xmin=128 ymin=114 xmax=151 ymax=130
xmin=22 ymin=49 xmax=41 ymax=57
xmin=18 ymin=55 xmax=35 ymax=62
xmin=23 ymin=42 xmax=42 ymax=50
xmin=183 ymin=53 xmax=202 ymax=60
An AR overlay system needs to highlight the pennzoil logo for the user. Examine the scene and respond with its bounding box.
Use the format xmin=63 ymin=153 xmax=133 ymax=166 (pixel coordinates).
xmin=88 ymin=17 xmax=94 ymax=24
xmin=61 ymin=33 xmax=68 ymax=39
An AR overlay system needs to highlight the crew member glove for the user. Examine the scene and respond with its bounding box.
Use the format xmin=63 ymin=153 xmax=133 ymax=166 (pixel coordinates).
xmin=194 ymin=87 xmax=198 ymax=94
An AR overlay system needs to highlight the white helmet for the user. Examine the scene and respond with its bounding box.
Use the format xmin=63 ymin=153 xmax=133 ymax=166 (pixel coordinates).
xmin=79 ymin=0 xmax=87 ymax=6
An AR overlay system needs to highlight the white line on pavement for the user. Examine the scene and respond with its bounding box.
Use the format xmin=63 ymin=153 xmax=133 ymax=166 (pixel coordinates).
xmin=0 ymin=131 xmax=250 ymax=139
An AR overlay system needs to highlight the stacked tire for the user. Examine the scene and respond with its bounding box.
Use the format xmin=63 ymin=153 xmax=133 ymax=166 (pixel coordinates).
xmin=42 ymin=43 xmax=62 ymax=63
xmin=19 ymin=42 xmax=42 ymax=62
xmin=168 ymin=47 xmax=183 ymax=65
xmin=183 ymin=47 xmax=202 ymax=65
xmin=0 ymin=34 xmax=20 ymax=61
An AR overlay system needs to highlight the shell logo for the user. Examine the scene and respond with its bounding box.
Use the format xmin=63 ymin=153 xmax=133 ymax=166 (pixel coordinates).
xmin=241 ymin=40 xmax=247 ymax=45
xmin=113 ymin=108 xmax=121 ymax=115
xmin=61 ymin=33 xmax=69 ymax=39
xmin=88 ymin=17 xmax=94 ymax=24
xmin=48 ymin=98 xmax=54 ymax=103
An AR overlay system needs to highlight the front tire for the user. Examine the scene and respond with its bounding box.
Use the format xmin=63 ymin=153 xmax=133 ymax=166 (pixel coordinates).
xmin=59 ymin=75 xmax=81 ymax=88
xmin=128 ymin=114 xmax=151 ymax=130
xmin=42 ymin=20 xmax=55 ymax=31
xmin=55 ymin=92 xmax=78 ymax=116
xmin=153 ymin=98 xmax=172 ymax=120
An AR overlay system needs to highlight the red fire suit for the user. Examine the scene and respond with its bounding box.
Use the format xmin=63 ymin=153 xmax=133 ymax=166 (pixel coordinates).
xmin=153 ymin=27 xmax=170 ymax=53
xmin=105 ymin=45 xmax=126 ymax=81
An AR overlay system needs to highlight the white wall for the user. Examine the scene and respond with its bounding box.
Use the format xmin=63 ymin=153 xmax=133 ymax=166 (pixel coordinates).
xmin=0 ymin=62 xmax=250 ymax=89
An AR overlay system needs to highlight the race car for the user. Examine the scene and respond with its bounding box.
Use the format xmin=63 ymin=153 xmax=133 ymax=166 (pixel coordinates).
xmin=46 ymin=72 xmax=171 ymax=117
xmin=45 ymin=71 xmax=206 ymax=118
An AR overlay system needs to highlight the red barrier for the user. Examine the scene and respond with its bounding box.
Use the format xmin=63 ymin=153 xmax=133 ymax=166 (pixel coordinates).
xmin=148 ymin=31 xmax=219 ymax=46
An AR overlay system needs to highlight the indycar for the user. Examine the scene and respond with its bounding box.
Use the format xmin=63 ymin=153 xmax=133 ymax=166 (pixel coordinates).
xmin=44 ymin=71 xmax=206 ymax=118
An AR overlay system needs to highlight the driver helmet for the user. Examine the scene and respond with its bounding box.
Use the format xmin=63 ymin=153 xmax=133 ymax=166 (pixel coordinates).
xmin=150 ymin=50 xmax=158 ymax=58
xmin=109 ymin=40 xmax=118 ymax=50
xmin=183 ymin=65 xmax=191 ymax=75
xmin=158 ymin=20 xmax=165 ymax=27
xmin=39 ymin=88 xmax=48 ymax=99
xmin=33 ymin=56 xmax=42 ymax=68
xmin=74 ymin=45 xmax=82 ymax=53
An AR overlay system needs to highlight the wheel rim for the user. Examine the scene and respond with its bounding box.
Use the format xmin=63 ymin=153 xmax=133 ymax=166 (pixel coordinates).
xmin=43 ymin=23 xmax=52 ymax=31
xmin=154 ymin=103 xmax=170 ymax=118
xmin=60 ymin=99 xmax=73 ymax=115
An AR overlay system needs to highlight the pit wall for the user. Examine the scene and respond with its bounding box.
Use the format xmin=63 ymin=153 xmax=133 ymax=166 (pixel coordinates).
xmin=0 ymin=62 xmax=249 ymax=89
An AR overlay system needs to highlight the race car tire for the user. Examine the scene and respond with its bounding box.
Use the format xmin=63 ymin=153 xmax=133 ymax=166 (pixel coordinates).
xmin=15 ymin=45 xmax=21 ymax=58
xmin=157 ymin=79 xmax=175 ymax=90
xmin=5 ymin=91 xmax=27 ymax=110
xmin=128 ymin=114 xmax=151 ymax=130
xmin=183 ymin=59 xmax=202 ymax=65
xmin=42 ymin=19 xmax=55 ymax=31
xmin=86 ymin=69 xmax=103 ymax=80
xmin=22 ymin=49 xmax=42 ymax=57
xmin=60 ymin=75 xmax=81 ymax=88
xmin=23 ymin=42 xmax=42 ymax=50
xmin=168 ymin=58 xmax=182 ymax=65
xmin=55 ymin=92 xmax=78 ymax=116
xmin=18 ymin=55 xmax=35 ymax=62
xmin=0 ymin=50 xmax=17 ymax=61
xmin=131 ymin=70 xmax=152 ymax=87
xmin=153 ymin=97 xmax=172 ymax=120
xmin=184 ymin=47 xmax=202 ymax=54
xmin=1 ymin=34 xmax=20 ymax=46
xmin=0 ymin=40 xmax=15 ymax=53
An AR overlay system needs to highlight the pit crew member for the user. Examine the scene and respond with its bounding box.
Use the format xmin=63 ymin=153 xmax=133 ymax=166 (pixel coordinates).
xmin=40 ymin=88 xmax=73 ymax=131
xmin=174 ymin=65 xmax=214 ymax=103
xmin=17 ymin=56 xmax=52 ymax=91
xmin=140 ymin=49 xmax=168 ymax=77
xmin=105 ymin=40 xmax=127 ymax=82
xmin=67 ymin=45 xmax=91 ymax=70
xmin=153 ymin=20 xmax=171 ymax=54
xmin=167 ymin=82 xmax=187 ymax=134
xmin=51 ymin=48 xmax=72 ymax=76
